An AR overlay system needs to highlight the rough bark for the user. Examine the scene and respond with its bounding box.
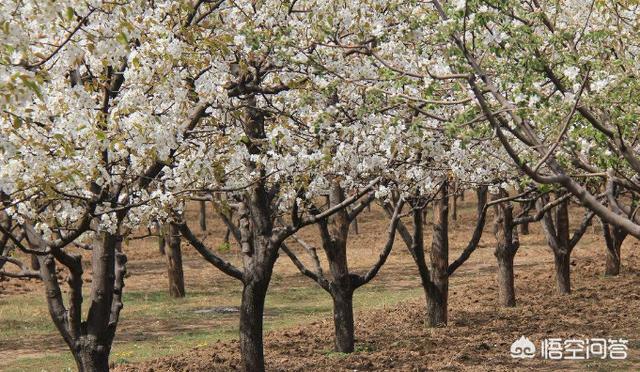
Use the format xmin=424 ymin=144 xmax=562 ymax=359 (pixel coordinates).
xmin=283 ymin=192 xmax=401 ymax=355
xmin=27 ymin=225 xmax=127 ymax=372
xmin=553 ymin=252 xmax=571 ymax=294
xmin=237 ymin=218 xmax=275 ymax=372
xmin=75 ymin=341 xmax=110 ymax=372
xmin=492 ymin=188 xmax=519 ymax=307
xmin=400 ymin=205 xmax=436 ymax=326
xmin=427 ymin=181 xmax=449 ymax=327
xmin=322 ymin=182 xmax=356 ymax=352
xmin=540 ymin=196 xmax=571 ymax=294
xmin=239 ymin=276 xmax=269 ymax=372
xmin=331 ymin=286 xmax=355 ymax=353
xmin=237 ymin=93 xmax=277 ymax=372
xmin=165 ymin=223 xmax=186 ymax=298
xmin=600 ymin=181 xmax=630 ymax=276
xmin=496 ymin=253 xmax=516 ymax=306
xmin=553 ymin=197 xmax=571 ymax=295
xmin=602 ymin=220 xmax=625 ymax=276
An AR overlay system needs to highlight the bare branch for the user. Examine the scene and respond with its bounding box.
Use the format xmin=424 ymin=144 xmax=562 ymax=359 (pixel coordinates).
xmin=513 ymin=193 xmax=572 ymax=225
xmin=447 ymin=201 xmax=489 ymax=276
xmin=355 ymin=199 xmax=404 ymax=287
xmin=280 ymin=243 xmax=330 ymax=291
xmin=272 ymin=177 xmax=380 ymax=244
xmin=178 ymin=222 xmax=244 ymax=281
xmin=0 ymin=256 xmax=40 ymax=279
xmin=347 ymin=192 xmax=375 ymax=222
xmin=289 ymin=234 xmax=324 ymax=278
xmin=569 ymin=210 xmax=596 ymax=249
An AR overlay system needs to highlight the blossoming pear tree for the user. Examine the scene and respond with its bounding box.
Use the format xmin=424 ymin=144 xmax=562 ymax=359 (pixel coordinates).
xmin=431 ymin=0 xmax=640 ymax=237
xmin=0 ymin=1 xmax=227 ymax=369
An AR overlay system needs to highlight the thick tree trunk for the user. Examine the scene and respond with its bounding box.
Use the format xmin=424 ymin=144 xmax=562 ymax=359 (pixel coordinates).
xmin=428 ymin=182 xmax=449 ymax=327
xmin=602 ymin=221 xmax=625 ymax=276
xmin=331 ymin=287 xmax=355 ymax=353
xmin=496 ymin=253 xmax=516 ymax=307
xmin=199 ymin=200 xmax=207 ymax=232
xmin=605 ymin=240 xmax=621 ymax=276
xmin=166 ymin=223 xmax=185 ymax=298
xmin=553 ymin=252 xmax=571 ymax=295
xmin=323 ymin=182 xmax=357 ymax=352
xmin=74 ymin=340 xmax=110 ymax=372
xmin=540 ymin=196 xmax=573 ymax=295
xmin=239 ymin=278 xmax=269 ymax=372
xmin=554 ymin=199 xmax=571 ymax=295
xmin=492 ymin=189 xmax=518 ymax=307
xmin=426 ymin=280 xmax=447 ymax=327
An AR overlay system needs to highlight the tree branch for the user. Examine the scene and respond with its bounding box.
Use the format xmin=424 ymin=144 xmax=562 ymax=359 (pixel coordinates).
xmin=447 ymin=202 xmax=489 ymax=276
xmin=177 ymin=222 xmax=244 ymax=281
xmin=280 ymin=243 xmax=330 ymax=291
xmin=272 ymin=177 xmax=380 ymax=244
xmin=355 ymin=199 xmax=404 ymax=287
xmin=569 ymin=209 xmax=596 ymax=249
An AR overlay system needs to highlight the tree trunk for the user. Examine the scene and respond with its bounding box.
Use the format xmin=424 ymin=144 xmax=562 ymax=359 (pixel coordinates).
xmin=30 ymin=254 xmax=40 ymax=271
xmin=554 ymin=252 xmax=571 ymax=295
xmin=496 ymin=253 xmax=516 ymax=307
xmin=602 ymin=221 xmax=625 ymax=276
xmin=540 ymin=196 xmax=573 ymax=295
xmin=331 ymin=287 xmax=355 ymax=353
xmin=239 ymin=278 xmax=269 ymax=372
xmin=476 ymin=186 xmax=488 ymax=217
xmin=426 ymin=280 xmax=447 ymax=327
xmin=452 ymin=194 xmax=458 ymax=221
xmin=428 ymin=181 xmax=449 ymax=327
xmin=554 ymin=199 xmax=571 ymax=295
xmin=199 ymin=200 xmax=207 ymax=232
xmin=74 ymin=340 xmax=110 ymax=372
xmin=605 ymin=240 xmax=621 ymax=276
xmin=323 ymin=181 xmax=357 ymax=352
xmin=166 ymin=223 xmax=185 ymax=298
xmin=492 ymin=188 xmax=518 ymax=307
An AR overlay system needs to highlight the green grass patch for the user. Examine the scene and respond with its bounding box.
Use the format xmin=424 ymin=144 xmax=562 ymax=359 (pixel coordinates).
xmin=0 ymin=281 xmax=421 ymax=371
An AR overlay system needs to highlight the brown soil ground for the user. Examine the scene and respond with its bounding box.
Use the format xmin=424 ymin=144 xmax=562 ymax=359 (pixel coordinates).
xmin=114 ymin=255 xmax=640 ymax=371
xmin=3 ymin=195 xmax=640 ymax=371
